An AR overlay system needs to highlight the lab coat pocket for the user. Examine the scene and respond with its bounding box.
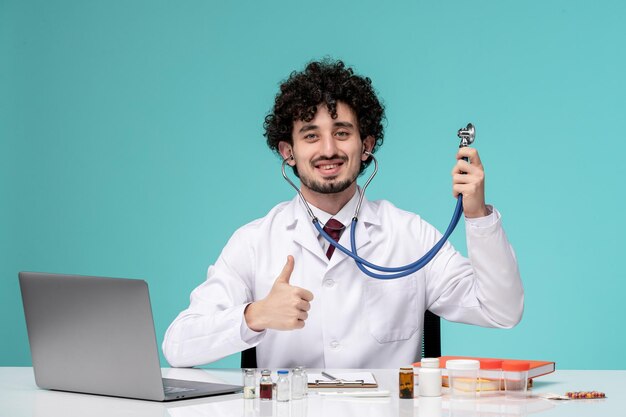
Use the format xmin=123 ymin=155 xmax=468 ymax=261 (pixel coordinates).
xmin=364 ymin=278 xmax=418 ymax=343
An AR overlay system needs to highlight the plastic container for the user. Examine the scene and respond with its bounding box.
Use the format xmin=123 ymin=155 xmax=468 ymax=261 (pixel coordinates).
xmin=276 ymin=370 xmax=290 ymax=402
xmin=418 ymin=368 xmax=442 ymax=397
xmin=479 ymin=359 xmax=503 ymax=395
xmin=446 ymin=359 xmax=479 ymax=398
xmin=502 ymin=361 xmax=530 ymax=397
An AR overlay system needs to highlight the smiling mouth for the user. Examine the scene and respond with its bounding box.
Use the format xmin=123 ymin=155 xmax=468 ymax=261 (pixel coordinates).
xmin=314 ymin=161 xmax=345 ymax=177
xmin=313 ymin=156 xmax=347 ymax=171
xmin=318 ymin=163 xmax=341 ymax=170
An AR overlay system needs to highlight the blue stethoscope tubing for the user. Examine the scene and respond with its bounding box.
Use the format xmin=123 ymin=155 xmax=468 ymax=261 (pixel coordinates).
xmin=316 ymin=195 xmax=463 ymax=279
xmin=281 ymin=150 xmax=467 ymax=280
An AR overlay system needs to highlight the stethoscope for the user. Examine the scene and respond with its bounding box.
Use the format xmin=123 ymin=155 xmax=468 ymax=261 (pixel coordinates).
xmin=282 ymin=123 xmax=476 ymax=280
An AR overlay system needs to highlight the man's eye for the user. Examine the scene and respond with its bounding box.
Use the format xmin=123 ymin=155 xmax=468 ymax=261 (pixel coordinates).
xmin=304 ymin=133 xmax=317 ymax=140
xmin=335 ymin=131 xmax=349 ymax=137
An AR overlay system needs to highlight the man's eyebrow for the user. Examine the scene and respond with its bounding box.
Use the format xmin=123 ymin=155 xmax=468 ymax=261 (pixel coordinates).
xmin=334 ymin=121 xmax=355 ymax=129
xmin=298 ymin=124 xmax=318 ymax=133
xmin=297 ymin=121 xmax=355 ymax=133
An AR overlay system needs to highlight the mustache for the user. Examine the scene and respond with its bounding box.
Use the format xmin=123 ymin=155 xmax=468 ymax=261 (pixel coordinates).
xmin=310 ymin=155 xmax=348 ymax=165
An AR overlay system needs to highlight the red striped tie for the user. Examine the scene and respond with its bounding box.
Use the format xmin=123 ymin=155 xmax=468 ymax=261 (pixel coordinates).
xmin=323 ymin=219 xmax=345 ymax=259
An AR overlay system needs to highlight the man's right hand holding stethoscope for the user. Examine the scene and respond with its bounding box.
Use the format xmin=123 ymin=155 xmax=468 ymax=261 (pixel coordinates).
xmin=453 ymin=146 xmax=489 ymax=219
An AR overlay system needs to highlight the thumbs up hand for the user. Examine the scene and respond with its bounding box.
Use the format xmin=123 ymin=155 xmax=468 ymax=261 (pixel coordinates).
xmin=244 ymin=256 xmax=314 ymax=332
xmin=273 ymin=254 xmax=297 ymax=285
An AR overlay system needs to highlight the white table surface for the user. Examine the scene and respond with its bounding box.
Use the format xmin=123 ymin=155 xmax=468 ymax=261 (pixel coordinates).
xmin=0 ymin=367 xmax=622 ymax=417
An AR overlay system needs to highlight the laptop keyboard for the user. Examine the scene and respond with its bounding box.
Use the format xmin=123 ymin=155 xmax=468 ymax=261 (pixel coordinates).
xmin=164 ymin=386 xmax=196 ymax=394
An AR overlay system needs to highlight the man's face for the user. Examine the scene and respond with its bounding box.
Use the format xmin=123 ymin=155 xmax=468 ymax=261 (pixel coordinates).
xmin=280 ymin=101 xmax=373 ymax=196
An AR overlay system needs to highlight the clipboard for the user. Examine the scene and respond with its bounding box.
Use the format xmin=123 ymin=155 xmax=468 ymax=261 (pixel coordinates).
xmin=307 ymin=372 xmax=378 ymax=388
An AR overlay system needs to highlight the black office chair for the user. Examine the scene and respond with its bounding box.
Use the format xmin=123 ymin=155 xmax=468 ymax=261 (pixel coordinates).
xmin=240 ymin=310 xmax=441 ymax=368
xmin=422 ymin=310 xmax=441 ymax=358
xmin=241 ymin=344 xmax=258 ymax=368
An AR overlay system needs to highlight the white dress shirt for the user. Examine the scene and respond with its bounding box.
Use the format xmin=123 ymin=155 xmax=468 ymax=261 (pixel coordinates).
xmin=162 ymin=193 xmax=523 ymax=368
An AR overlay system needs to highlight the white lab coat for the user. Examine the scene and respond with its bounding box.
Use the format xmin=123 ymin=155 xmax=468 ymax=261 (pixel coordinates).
xmin=162 ymin=195 xmax=523 ymax=369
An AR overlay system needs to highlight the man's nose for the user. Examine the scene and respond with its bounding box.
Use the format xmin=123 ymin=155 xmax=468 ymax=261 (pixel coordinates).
xmin=320 ymin=134 xmax=338 ymax=156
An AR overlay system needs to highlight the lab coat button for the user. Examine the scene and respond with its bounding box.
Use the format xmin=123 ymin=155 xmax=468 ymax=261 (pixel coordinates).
xmin=330 ymin=340 xmax=340 ymax=349
xmin=323 ymin=279 xmax=335 ymax=288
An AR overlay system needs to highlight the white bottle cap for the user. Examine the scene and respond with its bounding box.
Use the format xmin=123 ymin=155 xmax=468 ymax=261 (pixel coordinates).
xmin=420 ymin=358 xmax=440 ymax=368
xmin=445 ymin=359 xmax=480 ymax=370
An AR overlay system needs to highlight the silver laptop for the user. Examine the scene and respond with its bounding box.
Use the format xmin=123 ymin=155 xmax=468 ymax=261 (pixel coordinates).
xmin=19 ymin=272 xmax=243 ymax=401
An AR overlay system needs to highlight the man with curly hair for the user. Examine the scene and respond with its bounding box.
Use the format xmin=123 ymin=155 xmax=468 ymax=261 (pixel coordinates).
xmin=163 ymin=59 xmax=523 ymax=368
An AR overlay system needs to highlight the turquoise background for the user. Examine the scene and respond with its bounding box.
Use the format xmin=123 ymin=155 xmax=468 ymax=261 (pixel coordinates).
xmin=1 ymin=0 xmax=624 ymax=369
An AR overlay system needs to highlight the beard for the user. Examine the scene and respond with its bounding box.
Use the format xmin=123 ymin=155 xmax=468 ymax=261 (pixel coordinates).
xmin=299 ymin=165 xmax=358 ymax=194
xmin=300 ymin=175 xmax=355 ymax=194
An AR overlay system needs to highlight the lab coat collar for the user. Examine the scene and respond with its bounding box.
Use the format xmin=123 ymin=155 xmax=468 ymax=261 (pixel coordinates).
xmin=286 ymin=188 xmax=380 ymax=267
xmin=307 ymin=188 xmax=358 ymax=227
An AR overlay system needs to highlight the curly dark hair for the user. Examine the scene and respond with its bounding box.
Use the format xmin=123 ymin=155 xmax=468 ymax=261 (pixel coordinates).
xmin=263 ymin=58 xmax=385 ymax=176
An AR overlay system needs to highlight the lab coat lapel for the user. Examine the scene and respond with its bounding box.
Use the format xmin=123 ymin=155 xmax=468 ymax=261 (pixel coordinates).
xmin=327 ymin=198 xmax=380 ymax=272
xmin=289 ymin=198 xmax=328 ymax=264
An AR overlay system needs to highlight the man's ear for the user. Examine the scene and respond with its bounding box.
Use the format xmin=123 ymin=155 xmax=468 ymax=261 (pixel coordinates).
xmin=278 ymin=141 xmax=295 ymax=166
xmin=361 ymin=136 xmax=375 ymax=161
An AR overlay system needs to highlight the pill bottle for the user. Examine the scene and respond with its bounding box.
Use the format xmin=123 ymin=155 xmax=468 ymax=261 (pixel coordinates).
xmin=416 ymin=357 xmax=439 ymax=385
xmin=502 ymin=361 xmax=530 ymax=397
xmin=478 ymin=359 xmax=503 ymax=395
xmin=259 ymin=369 xmax=273 ymax=400
xmin=399 ymin=367 xmax=414 ymax=399
xmin=276 ymin=370 xmax=290 ymax=402
xmin=418 ymin=367 xmax=442 ymax=397
xmin=446 ymin=359 xmax=479 ymax=398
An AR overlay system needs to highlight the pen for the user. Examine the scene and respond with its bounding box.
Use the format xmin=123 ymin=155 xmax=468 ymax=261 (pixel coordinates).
xmin=321 ymin=371 xmax=339 ymax=381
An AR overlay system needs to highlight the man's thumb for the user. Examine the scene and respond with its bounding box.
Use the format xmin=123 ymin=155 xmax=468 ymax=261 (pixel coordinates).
xmin=275 ymin=255 xmax=295 ymax=284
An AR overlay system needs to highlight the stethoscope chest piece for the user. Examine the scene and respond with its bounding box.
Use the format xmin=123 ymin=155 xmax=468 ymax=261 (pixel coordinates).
xmin=457 ymin=123 xmax=475 ymax=148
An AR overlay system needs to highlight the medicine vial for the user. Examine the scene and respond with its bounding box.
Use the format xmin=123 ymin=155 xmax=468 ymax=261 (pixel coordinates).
xmin=291 ymin=367 xmax=304 ymax=399
xmin=399 ymin=367 xmax=414 ymax=399
xmin=299 ymin=366 xmax=308 ymax=396
xmin=243 ymin=368 xmax=256 ymax=399
xmin=259 ymin=369 xmax=273 ymax=401
xmin=276 ymin=370 xmax=290 ymax=402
